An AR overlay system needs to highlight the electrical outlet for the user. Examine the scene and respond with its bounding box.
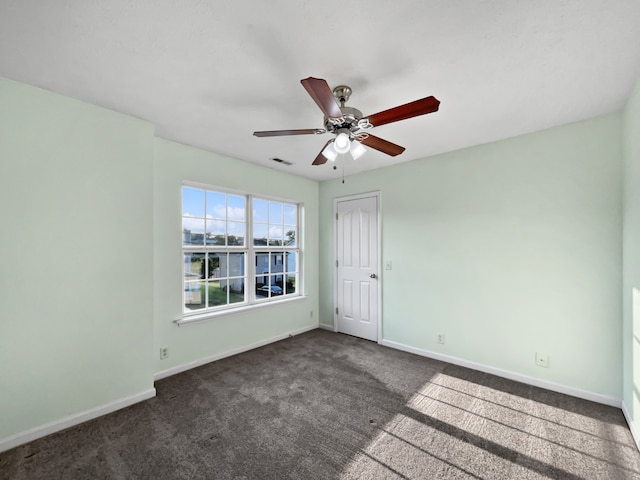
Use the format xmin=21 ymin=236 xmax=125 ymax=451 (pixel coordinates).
xmin=535 ymin=352 xmax=549 ymax=368
xmin=160 ymin=347 xmax=169 ymax=360
xmin=437 ymin=334 xmax=445 ymax=344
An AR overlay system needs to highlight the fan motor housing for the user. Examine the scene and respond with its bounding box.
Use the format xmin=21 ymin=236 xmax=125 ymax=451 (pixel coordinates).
xmin=324 ymin=106 xmax=363 ymax=134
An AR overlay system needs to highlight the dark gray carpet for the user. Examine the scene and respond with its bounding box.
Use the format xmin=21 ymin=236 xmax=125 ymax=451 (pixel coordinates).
xmin=2 ymin=329 xmax=639 ymax=479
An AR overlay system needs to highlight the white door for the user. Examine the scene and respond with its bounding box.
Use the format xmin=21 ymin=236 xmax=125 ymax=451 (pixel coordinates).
xmin=336 ymin=195 xmax=379 ymax=342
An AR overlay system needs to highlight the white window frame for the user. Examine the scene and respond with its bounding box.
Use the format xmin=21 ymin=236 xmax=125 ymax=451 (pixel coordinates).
xmin=180 ymin=182 xmax=302 ymax=324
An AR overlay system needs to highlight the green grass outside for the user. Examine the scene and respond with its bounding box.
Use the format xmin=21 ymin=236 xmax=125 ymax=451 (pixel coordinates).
xmin=207 ymin=282 xmax=244 ymax=306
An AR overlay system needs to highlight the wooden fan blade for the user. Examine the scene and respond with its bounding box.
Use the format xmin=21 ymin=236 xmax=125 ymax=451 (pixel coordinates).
xmin=253 ymin=128 xmax=324 ymax=137
xmin=365 ymin=96 xmax=440 ymax=128
xmin=300 ymin=77 xmax=343 ymax=119
xmin=360 ymin=134 xmax=405 ymax=156
xmin=312 ymin=140 xmax=333 ymax=165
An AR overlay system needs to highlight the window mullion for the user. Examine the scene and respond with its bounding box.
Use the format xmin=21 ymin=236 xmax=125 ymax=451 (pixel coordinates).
xmin=248 ymin=194 xmax=255 ymax=304
xmin=297 ymin=204 xmax=301 ymax=296
xmin=204 ymin=253 xmax=208 ymax=309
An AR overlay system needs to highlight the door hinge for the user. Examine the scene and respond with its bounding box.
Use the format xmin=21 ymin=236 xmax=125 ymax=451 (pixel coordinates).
xmin=336 ymin=212 xmax=338 ymax=220
xmin=335 ymin=307 xmax=339 ymax=314
xmin=336 ymin=260 xmax=338 ymax=267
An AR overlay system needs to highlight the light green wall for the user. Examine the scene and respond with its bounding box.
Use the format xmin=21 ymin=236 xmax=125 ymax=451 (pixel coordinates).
xmin=153 ymin=138 xmax=319 ymax=374
xmin=320 ymin=114 xmax=623 ymax=397
xmin=623 ymin=75 xmax=640 ymax=424
xmin=0 ymin=78 xmax=155 ymax=438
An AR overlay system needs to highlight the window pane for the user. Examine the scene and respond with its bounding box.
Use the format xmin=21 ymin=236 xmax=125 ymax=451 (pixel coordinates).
xmin=229 ymin=278 xmax=245 ymax=304
xmin=182 ymin=187 xmax=204 ymax=217
xmin=228 ymin=195 xmax=246 ymax=221
xmin=285 ymin=274 xmax=297 ymax=294
xmin=208 ymin=279 xmax=228 ymax=307
xmin=270 ymin=275 xmax=283 ymax=296
xmin=206 ymin=219 xmax=226 ymax=246
xmin=209 ymin=253 xmax=226 ymax=278
xmin=228 ymin=253 xmax=244 ymax=277
xmin=269 ymin=225 xmax=284 ymax=246
xmin=184 ymin=280 xmax=205 ymax=311
xmin=269 ymin=202 xmax=283 ymax=224
xmin=183 ymin=218 xmax=205 ymax=246
xmin=271 ymin=252 xmax=284 ymax=274
xmin=253 ymin=223 xmax=268 ymax=246
xmin=253 ymin=199 xmax=268 ymax=223
xmin=284 ymin=227 xmax=296 ymax=247
xmin=256 ymin=276 xmax=282 ymax=297
xmin=206 ymin=191 xmax=226 ymax=220
xmin=271 ymin=252 xmax=284 ymax=287
xmin=283 ymin=204 xmax=297 ymax=225
xmin=227 ymin=221 xmax=245 ymax=246
xmin=285 ymin=252 xmax=297 ymax=273
xmin=184 ymin=253 xmax=205 ymax=280
xmin=255 ymin=252 xmax=269 ymax=276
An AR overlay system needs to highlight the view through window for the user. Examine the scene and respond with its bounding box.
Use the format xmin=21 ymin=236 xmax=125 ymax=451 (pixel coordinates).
xmin=182 ymin=185 xmax=300 ymax=315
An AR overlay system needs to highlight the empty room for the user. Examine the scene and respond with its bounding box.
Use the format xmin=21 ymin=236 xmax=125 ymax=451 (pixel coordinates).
xmin=2 ymin=1 xmax=640 ymax=478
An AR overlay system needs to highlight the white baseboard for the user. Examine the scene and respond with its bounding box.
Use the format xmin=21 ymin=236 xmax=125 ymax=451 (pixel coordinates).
xmin=318 ymin=323 xmax=335 ymax=332
xmin=622 ymin=402 xmax=640 ymax=452
xmin=379 ymin=339 xmax=621 ymax=408
xmin=154 ymin=324 xmax=318 ymax=381
xmin=0 ymin=388 xmax=156 ymax=454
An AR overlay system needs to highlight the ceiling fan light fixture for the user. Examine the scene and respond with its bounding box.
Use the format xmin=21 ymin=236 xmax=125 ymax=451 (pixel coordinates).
xmin=253 ymin=77 xmax=440 ymax=167
xmin=334 ymin=131 xmax=351 ymax=154
xmin=322 ymin=142 xmax=338 ymax=162
xmin=350 ymin=140 xmax=366 ymax=160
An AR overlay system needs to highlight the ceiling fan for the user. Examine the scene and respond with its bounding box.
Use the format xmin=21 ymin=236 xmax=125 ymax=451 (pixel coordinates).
xmin=253 ymin=77 xmax=440 ymax=166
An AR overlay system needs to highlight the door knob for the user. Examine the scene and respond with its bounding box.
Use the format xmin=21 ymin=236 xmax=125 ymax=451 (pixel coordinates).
xmin=370 ymin=273 xmax=377 ymax=279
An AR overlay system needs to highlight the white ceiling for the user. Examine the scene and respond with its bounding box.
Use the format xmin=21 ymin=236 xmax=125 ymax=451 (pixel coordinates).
xmin=1 ymin=1 xmax=639 ymax=181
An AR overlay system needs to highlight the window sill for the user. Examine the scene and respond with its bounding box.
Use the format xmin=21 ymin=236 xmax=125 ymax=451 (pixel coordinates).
xmin=175 ymin=295 xmax=308 ymax=327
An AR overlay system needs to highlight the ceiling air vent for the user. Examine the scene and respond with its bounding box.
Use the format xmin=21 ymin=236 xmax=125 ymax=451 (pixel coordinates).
xmin=270 ymin=157 xmax=293 ymax=166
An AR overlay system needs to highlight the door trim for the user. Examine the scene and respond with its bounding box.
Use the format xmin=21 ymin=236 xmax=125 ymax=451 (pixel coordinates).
xmin=333 ymin=191 xmax=382 ymax=343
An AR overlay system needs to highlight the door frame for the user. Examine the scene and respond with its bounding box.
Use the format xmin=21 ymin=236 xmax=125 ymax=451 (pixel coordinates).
xmin=333 ymin=191 xmax=382 ymax=343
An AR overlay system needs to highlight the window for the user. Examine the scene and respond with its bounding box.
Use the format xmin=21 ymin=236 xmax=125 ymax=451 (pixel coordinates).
xmin=252 ymin=198 xmax=298 ymax=300
xmin=182 ymin=185 xmax=300 ymax=316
